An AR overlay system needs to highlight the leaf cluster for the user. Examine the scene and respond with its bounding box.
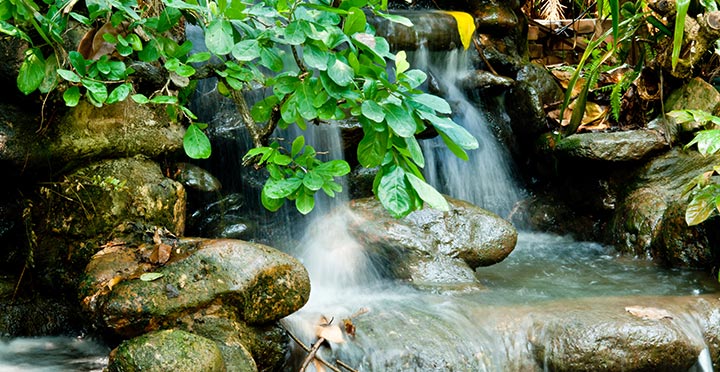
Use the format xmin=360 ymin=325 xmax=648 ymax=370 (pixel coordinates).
xmin=2 ymin=0 xmax=478 ymax=217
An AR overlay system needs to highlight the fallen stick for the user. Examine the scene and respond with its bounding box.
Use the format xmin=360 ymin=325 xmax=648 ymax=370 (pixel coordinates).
xmin=283 ymin=325 xmax=342 ymax=372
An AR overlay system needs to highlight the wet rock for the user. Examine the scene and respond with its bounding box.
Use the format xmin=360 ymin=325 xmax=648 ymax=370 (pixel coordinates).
xmin=609 ymin=148 xmax=720 ymax=267
xmin=175 ymin=162 xmax=222 ymax=192
xmin=530 ymin=299 xmax=709 ymax=371
xmin=186 ymin=193 xmax=254 ymax=240
xmin=664 ymin=77 xmax=720 ymax=132
xmin=86 ymin=238 xmax=310 ymax=337
xmin=176 ymin=306 xmax=287 ymax=372
xmin=552 ymin=129 xmax=669 ymax=161
xmin=345 ymin=196 xmax=517 ymax=286
xmin=107 ymin=329 xmax=225 ymax=372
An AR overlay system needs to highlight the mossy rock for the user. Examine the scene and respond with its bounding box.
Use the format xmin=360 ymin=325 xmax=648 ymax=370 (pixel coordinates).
xmin=107 ymin=329 xmax=225 ymax=372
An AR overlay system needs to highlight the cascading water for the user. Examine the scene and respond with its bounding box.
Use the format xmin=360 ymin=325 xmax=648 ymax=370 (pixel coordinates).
xmin=280 ymin=46 xmax=720 ymax=371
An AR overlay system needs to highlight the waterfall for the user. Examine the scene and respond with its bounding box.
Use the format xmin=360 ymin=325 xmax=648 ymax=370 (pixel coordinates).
xmin=413 ymin=48 xmax=526 ymax=218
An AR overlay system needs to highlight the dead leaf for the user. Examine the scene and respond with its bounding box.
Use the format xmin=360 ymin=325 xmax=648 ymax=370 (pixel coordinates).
xmin=343 ymin=318 xmax=356 ymax=338
xmin=149 ymin=244 xmax=172 ymax=264
xmin=315 ymin=315 xmax=345 ymax=344
xmin=107 ymin=275 xmax=123 ymax=290
xmin=625 ymin=306 xmax=673 ymax=320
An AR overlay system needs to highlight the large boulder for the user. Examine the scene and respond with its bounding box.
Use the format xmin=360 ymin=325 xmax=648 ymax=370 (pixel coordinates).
xmin=344 ymin=196 xmax=517 ymax=287
xmin=609 ymin=148 xmax=720 ymax=267
xmin=81 ymin=238 xmax=310 ymax=337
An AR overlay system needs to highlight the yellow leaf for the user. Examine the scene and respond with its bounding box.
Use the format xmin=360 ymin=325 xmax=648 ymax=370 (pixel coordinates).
xmin=443 ymin=11 xmax=476 ymax=50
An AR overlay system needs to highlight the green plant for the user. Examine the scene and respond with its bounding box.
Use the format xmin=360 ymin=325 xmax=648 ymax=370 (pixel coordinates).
xmin=1 ymin=0 xmax=478 ymax=218
xmin=667 ymin=109 xmax=720 ymax=226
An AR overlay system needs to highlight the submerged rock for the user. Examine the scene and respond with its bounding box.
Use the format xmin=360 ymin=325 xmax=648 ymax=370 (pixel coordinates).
xmin=345 ymin=196 xmax=517 ymax=287
xmin=107 ymin=329 xmax=226 ymax=372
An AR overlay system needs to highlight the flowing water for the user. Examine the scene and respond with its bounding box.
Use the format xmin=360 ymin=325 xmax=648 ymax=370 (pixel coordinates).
xmin=0 ymin=336 xmax=109 ymax=371
xmin=280 ymin=48 xmax=720 ymax=370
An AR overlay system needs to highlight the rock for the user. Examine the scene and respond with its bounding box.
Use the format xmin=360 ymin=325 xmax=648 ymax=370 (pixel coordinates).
xmin=107 ymin=329 xmax=226 ymax=372
xmin=32 ymin=158 xmax=186 ymax=290
xmin=665 ymin=77 xmax=720 ymax=118
xmin=88 ymin=238 xmax=310 ymax=337
xmin=49 ymin=99 xmax=185 ymax=165
xmin=176 ymin=306 xmax=287 ymax=372
xmin=530 ymin=298 xmax=709 ymax=371
xmin=175 ymin=162 xmax=222 ymax=192
xmin=345 ymin=196 xmax=517 ymax=287
xmin=609 ymin=148 xmax=720 ymax=267
xmin=553 ymin=130 xmax=669 ymax=161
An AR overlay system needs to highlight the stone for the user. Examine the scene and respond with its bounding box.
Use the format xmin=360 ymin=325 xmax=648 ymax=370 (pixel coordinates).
xmin=609 ymin=148 xmax=720 ymax=267
xmin=91 ymin=238 xmax=310 ymax=337
xmin=107 ymin=329 xmax=225 ymax=372
xmin=664 ymin=77 xmax=720 ymax=117
xmin=49 ymin=99 xmax=185 ymax=164
xmin=32 ymin=157 xmax=186 ymax=290
xmin=553 ymin=129 xmax=669 ymax=161
xmin=344 ymin=196 xmax=517 ymax=287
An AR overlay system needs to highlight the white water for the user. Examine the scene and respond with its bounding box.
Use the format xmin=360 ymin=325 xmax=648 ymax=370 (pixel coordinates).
xmin=0 ymin=336 xmax=108 ymax=371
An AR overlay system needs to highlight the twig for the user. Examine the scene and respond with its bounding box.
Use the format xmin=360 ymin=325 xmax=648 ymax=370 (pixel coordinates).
xmin=336 ymin=360 xmax=359 ymax=372
xmin=284 ymin=326 xmax=342 ymax=372
xmin=472 ymin=38 xmax=499 ymax=76
xmin=300 ymin=337 xmax=325 ymax=372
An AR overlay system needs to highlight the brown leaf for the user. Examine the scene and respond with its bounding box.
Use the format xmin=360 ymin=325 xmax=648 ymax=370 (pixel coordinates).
xmin=343 ymin=318 xmax=356 ymax=338
xmin=149 ymin=244 xmax=172 ymax=265
xmin=625 ymin=306 xmax=673 ymax=320
xmin=315 ymin=315 xmax=345 ymax=344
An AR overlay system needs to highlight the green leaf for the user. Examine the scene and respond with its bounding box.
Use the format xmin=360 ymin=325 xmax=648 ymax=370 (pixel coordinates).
xmin=303 ymin=170 xmax=325 ymax=191
xmin=343 ymin=7 xmax=366 ymax=35
xmin=57 ymin=69 xmax=81 ymax=83
xmin=131 ymin=94 xmax=150 ymax=104
xmin=140 ymin=272 xmax=164 ymax=281
xmin=187 ymin=52 xmax=212 ymax=63
xmin=206 ymin=19 xmax=234 ymax=55
xmin=357 ymin=129 xmax=387 ymax=167
xmin=378 ymin=166 xmax=411 ymax=218
xmin=672 ymin=0 xmax=690 ymax=71
xmin=418 ymin=111 xmax=478 ymax=150
xmin=183 ymin=123 xmax=212 ymax=159
xmin=404 ymin=136 xmax=424 ymax=168
xmin=377 ymin=12 xmax=413 ymax=27
xmin=315 ymin=159 xmax=350 ymax=176
xmin=686 ymin=186 xmax=719 ymax=225
xmin=82 ymin=78 xmax=108 ymax=104
xmin=284 ymin=20 xmax=307 ymax=45
xmin=291 ymin=135 xmax=305 ymax=158
xmin=395 ymin=51 xmax=410 ymax=75
xmin=295 ymin=190 xmax=315 ymax=215
xmin=405 ymin=173 xmax=448 ymax=211
xmin=328 ymin=57 xmax=354 ymax=86
xmin=384 ymin=103 xmax=415 ymax=137
xmin=264 ymin=177 xmax=303 ymax=199
xmin=260 ymin=47 xmax=284 ymax=72
xmin=68 ymin=51 xmax=87 ymax=76
xmin=361 ymin=100 xmax=385 ymax=122
xmin=686 ymin=129 xmax=720 ymax=155
xmin=293 ymin=80 xmax=318 ymax=120
xmin=412 ymin=93 xmax=452 ymax=114
xmin=303 ymin=43 xmax=329 ymax=71
xmin=106 ymin=83 xmax=132 ymax=104
xmin=261 ymin=191 xmax=285 ymax=212
xmin=231 ymin=39 xmax=260 ymax=61
xmin=17 ymin=48 xmax=45 ymax=95
xmin=63 ymin=86 xmax=81 ymax=107
xmin=251 ymin=95 xmax=279 ymax=123
xmin=609 ymin=0 xmax=619 ymax=45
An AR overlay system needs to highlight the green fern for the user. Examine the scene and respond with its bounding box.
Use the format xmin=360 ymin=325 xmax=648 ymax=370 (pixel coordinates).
xmin=609 ymin=69 xmax=639 ymax=122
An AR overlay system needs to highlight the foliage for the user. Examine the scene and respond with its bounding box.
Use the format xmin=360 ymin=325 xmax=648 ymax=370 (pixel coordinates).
xmin=667 ymin=109 xmax=720 ymax=226
xmin=1 ymin=0 xmax=478 ymax=218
